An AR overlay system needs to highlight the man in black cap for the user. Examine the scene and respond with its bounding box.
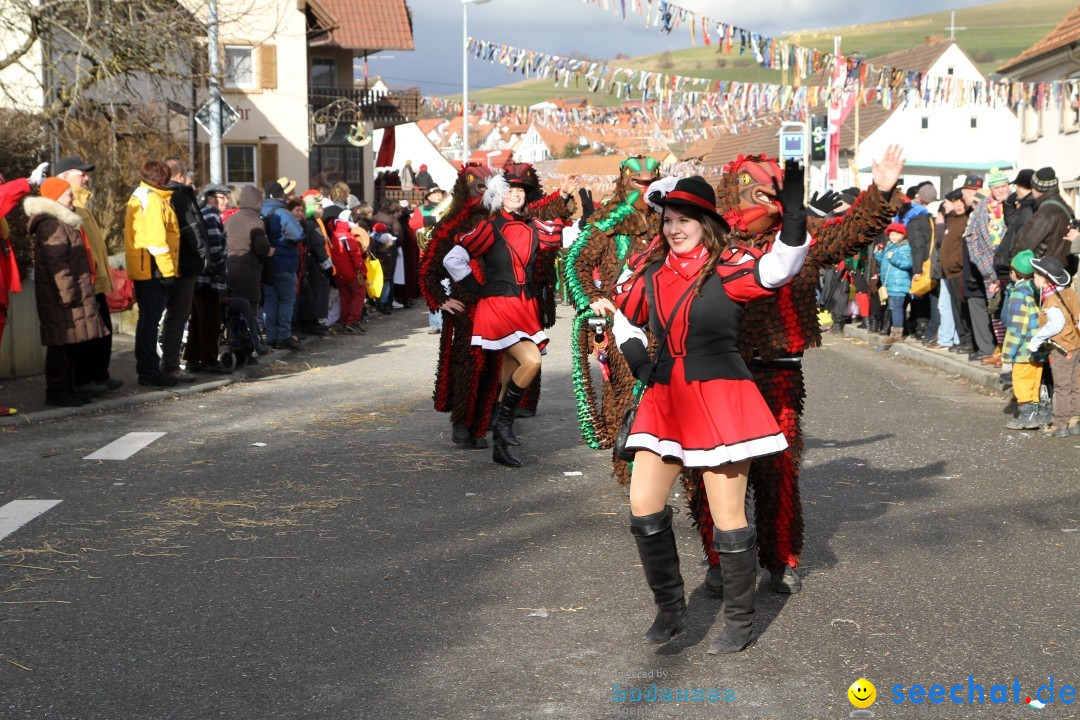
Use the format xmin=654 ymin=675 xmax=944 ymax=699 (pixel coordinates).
xmin=1015 ymin=167 xmax=1075 ymax=271
xmin=961 ymin=173 xmax=984 ymax=204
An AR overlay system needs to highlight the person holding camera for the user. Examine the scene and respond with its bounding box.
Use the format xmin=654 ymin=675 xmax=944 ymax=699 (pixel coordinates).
xmin=442 ymin=168 xmax=564 ymax=468
xmin=124 ymin=160 xmax=181 ymax=388
xmin=608 ymin=168 xmax=809 ymax=654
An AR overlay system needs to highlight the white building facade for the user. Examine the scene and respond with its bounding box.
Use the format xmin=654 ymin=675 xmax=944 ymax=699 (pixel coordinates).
xmin=854 ymin=43 xmax=1020 ymax=192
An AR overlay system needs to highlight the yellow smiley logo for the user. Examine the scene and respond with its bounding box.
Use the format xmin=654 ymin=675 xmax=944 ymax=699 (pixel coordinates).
xmin=848 ymin=678 xmax=877 ymax=708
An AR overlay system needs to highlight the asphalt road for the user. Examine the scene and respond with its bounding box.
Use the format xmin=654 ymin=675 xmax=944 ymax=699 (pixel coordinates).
xmin=1 ymin=306 xmax=1076 ymax=720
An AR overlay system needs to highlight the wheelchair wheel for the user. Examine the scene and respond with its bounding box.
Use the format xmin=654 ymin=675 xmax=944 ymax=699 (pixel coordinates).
xmin=219 ymin=351 xmax=237 ymax=371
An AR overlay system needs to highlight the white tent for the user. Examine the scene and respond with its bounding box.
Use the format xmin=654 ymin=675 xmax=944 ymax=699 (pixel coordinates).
xmin=373 ymin=123 xmax=458 ymax=191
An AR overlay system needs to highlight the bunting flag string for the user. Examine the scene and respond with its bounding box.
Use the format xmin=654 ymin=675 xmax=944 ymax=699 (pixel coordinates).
xmin=577 ymin=0 xmax=1048 ymax=89
xmin=467 ymin=36 xmax=1080 ymax=116
xmin=420 ymin=95 xmax=767 ymax=143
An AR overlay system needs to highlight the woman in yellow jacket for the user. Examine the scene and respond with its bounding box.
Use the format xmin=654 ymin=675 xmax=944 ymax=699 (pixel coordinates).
xmin=124 ymin=160 xmax=181 ymax=387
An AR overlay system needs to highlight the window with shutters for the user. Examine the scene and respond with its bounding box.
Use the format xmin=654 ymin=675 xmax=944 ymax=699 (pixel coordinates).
xmin=225 ymin=145 xmax=257 ymax=184
xmin=258 ymin=45 xmax=277 ymax=90
xmin=224 ymin=45 xmax=255 ymax=89
xmin=259 ymin=144 xmax=279 ymax=188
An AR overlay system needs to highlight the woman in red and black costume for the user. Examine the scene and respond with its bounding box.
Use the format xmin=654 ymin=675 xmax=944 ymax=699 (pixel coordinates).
xmin=443 ymin=169 xmax=563 ymax=468
xmin=608 ymin=168 xmax=808 ymax=654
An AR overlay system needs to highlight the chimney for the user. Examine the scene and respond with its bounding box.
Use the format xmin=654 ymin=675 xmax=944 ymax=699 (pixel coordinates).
xmin=925 ymin=35 xmax=945 ymax=45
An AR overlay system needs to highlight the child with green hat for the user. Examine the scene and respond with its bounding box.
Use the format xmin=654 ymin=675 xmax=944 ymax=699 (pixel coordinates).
xmin=1003 ymin=249 xmax=1048 ymax=429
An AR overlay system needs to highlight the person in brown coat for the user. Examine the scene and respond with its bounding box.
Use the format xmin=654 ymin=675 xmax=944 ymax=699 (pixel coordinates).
xmin=57 ymin=155 xmax=123 ymax=395
xmin=938 ymin=189 xmax=974 ymax=353
xmin=25 ymin=178 xmax=108 ymax=407
xmin=224 ymin=185 xmax=271 ymax=306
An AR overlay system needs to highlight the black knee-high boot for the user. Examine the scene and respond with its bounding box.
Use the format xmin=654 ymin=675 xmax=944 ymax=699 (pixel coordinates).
xmin=630 ymin=506 xmax=687 ymax=644
xmin=708 ymin=524 xmax=757 ymax=654
xmin=492 ymin=380 xmax=526 ymax=467
xmin=492 ymin=379 xmax=524 ymax=447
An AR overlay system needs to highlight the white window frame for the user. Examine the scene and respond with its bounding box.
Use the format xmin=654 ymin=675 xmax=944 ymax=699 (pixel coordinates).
xmin=1062 ymin=80 xmax=1080 ymax=135
xmin=1022 ymin=101 xmax=1043 ymax=143
xmin=224 ymin=45 xmax=255 ymax=89
xmin=225 ymin=144 xmax=257 ymax=185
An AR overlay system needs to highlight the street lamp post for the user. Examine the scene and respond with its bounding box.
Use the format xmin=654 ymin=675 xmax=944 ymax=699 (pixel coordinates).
xmin=462 ymin=0 xmax=491 ymax=164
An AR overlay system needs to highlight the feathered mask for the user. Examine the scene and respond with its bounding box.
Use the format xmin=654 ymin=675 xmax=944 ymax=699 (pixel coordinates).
xmin=482 ymin=172 xmax=509 ymax=212
xmin=644 ymin=176 xmax=680 ymax=214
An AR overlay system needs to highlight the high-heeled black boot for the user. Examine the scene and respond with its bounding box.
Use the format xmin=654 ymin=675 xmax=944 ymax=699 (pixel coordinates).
xmin=707 ymin=525 xmax=758 ymax=654
xmin=492 ymin=441 xmax=521 ymax=467
xmin=630 ymin=506 xmax=687 ymax=644
xmin=492 ymin=380 xmax=524 ymax=448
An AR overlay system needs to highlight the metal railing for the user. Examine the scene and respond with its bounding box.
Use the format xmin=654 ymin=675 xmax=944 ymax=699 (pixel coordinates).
xmin=308 ymin=85 xmax=420 ymax=127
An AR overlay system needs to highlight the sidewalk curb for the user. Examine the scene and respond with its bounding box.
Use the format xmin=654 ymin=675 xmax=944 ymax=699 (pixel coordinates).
xmin=0 ymin=341 xmax=313 ymax=428
xmin=840 ymin=324 xmax=1008 ymax=394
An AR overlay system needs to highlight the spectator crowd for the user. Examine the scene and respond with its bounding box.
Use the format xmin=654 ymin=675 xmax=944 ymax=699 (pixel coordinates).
xmin=820 ymin=165 xmax=1080 ymax=438
xmin=0 ymin=157 xmax=440 ymax=413
xmin=2 ymin=154 xmax=1078 ymax=439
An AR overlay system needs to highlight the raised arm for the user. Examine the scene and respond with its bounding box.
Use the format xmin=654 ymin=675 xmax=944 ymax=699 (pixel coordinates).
xmin=811 ymin=145 xmax=906 ymax=268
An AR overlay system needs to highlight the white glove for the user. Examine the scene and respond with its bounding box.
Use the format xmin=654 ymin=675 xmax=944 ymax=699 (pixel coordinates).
xmin=29 ymin=162 xmax=49 ymax=186
xmin=1026 ymin=339 xmax=1042 ymax=353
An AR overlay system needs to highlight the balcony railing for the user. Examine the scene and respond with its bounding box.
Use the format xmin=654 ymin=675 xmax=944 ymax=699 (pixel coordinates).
xmin=308 ymin=85 xmax=420 ymax=129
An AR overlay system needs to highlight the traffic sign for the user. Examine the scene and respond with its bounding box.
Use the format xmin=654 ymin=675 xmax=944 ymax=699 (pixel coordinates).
xmin=195 ymin=97 xmax=240 ymax=136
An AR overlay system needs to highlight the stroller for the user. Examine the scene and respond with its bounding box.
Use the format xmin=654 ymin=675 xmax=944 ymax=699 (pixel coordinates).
xmin=219 ymin=297 xmax=262 ymax=369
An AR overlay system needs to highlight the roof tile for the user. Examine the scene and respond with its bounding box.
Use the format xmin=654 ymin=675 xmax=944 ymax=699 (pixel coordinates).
xmin=309 ymin=0 xmax=414 ymax=52
xmin=999 ymin=3 xmax=1080 ymax=73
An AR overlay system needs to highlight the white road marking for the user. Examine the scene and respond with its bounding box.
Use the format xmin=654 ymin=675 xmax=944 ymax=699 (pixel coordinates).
xmin=0 ymin=500 xmax=63 ymax=542
xmin=83 ymin=432 xmax=166 ymax=461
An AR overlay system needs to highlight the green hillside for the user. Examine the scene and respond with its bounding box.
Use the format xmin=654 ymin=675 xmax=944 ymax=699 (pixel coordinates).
xmin=453 ymin=0 xmax=1074 ymax=107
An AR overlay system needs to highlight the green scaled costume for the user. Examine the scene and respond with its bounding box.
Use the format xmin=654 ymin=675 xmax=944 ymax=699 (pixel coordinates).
xmin=564 ymin=156 xmax=660 ymax=483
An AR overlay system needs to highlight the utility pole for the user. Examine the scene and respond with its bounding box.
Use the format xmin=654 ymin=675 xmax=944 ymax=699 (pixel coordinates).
xmin=208 ymin=0 xmax=223 ymax=183
xmin=462 ymin=0 xmax=492 ymax=163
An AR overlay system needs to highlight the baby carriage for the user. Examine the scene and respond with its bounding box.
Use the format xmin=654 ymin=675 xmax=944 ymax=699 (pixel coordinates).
xmin=219 ymin=297 xmax=261 ymax=370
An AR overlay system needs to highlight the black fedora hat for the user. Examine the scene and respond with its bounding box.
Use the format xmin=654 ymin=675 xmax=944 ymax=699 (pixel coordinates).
xmin=503 ymin=163 xmax=541 ymax=202
xmin=649 ymin=176 xmax=726 ymax=228
xmin=1031 ymin=255 xmax=1071 ymax=287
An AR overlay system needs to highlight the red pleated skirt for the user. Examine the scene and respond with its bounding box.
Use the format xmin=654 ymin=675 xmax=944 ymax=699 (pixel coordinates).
xmin=471 ymin=293 xmax=549 ymax=353
xmin=627 ymin=359 xmax=786 ymax=468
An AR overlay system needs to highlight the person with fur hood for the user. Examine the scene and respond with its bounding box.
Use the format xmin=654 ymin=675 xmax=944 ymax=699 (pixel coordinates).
xmin=25 ymin=178 xmax=109 ymax=407
xmin=0 ymin=161 xmax=49 ymax=415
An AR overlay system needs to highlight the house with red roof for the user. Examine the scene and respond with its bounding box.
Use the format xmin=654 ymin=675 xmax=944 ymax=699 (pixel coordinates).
xmin=188 ymin=0 xmax=416 ymax=200
xmin=999 ymin=3 xmax=1080 ymax=198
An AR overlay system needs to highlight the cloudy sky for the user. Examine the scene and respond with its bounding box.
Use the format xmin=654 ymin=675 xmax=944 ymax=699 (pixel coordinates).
xmin=365 ymin=0 xmax=994 ymax=95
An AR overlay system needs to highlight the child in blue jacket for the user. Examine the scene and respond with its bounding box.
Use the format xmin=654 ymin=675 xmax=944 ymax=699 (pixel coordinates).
xmin=874 ymin=222 xmax=913 ymax=346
